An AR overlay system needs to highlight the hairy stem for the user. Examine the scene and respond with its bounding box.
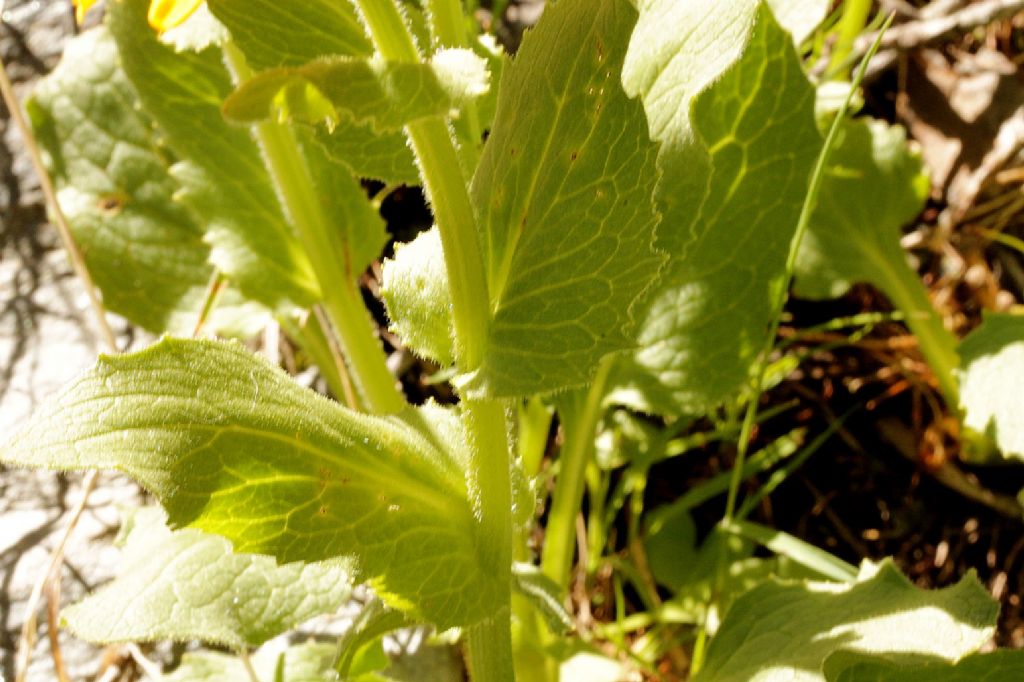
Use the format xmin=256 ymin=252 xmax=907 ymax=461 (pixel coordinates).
xmin=223 ymin=41 xmax=403 ymax=415
xmin=352 ymin=3 xmax=514 ymax=680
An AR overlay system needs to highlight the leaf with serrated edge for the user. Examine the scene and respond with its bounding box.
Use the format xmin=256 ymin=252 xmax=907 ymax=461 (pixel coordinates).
xmin=207 ymin=0 xmax=418 ymax=184
xmin=62 ymin=507 xmax=352 ymax=647
xmin=28 ymin=26 xmax=264 ymax=336
xmin=1 ymin=338 xmax=499 ymax=628
xmin=223 ymin=50 xmax=488 ymax=132
xmin=107 ymin=0 xmax=319 ymax=313
xmin=382 ymin=227 xmax=456 ymax=367
xmin=460 ymin=0 xmax=662 ymax=399
xmin=161 ymin=642 xmax=335 ymax=682
xmin=823 ymin=650 xmax=1024 ymax=682
xmin=958 ymin=313 xmax=1024 ymax=460
xmin=794 ymin=119 xmax=929 ymax=300
xmin=612 ymin=1 xmax=821 ymax=414
xmin=695 ymin=560 xmax=997 ymax=682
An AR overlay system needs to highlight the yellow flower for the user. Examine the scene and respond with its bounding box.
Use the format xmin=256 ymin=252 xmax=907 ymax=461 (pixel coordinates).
xmin=147 ymin=0 xmax=204 ymax=32
xmin=71 ymin=0 xmax=100 ymax=24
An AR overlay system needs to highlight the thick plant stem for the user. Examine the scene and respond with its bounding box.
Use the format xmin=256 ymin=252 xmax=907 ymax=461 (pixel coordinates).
xmin=463 ymin=398 xmax=514 ymax=682
xmin=540 ymin=356 xmax=614 ymax=587
xmin=223 ymin=42 xmax=403 ymax=415
xmin=466 ymin=607 xmax=514 ymax=682
xmin=877 ymin=253 xmax=960 ymax=410
xmin=353 ymin=0 xmax=492 ymax=368
xmin=353 ymin=5 xmax=514 ymax=680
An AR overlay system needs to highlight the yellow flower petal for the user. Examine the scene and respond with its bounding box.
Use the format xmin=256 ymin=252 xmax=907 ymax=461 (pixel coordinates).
xmin=147 ymin=0 xmax=204 ymax=33
xmin=72 ymin=0 xmax=100 ymax=25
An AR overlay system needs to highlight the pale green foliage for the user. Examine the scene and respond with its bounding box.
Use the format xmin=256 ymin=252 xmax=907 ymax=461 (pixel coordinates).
xmin=1 ymin=338 xmax=499 ymax=628
xmin=824 ymin=650 xmax=1024 ymax=681
xmin=460 ymin=0 xmax=662 ymax=398
xmin=207 ymin=0 xmax=418 ymax=184
xmin=381 ymin=227 xmax=456 ymax=366
xmin=696 ymin=560 xmax=998 ymax=682
xmin=161 ymin=643 xmax=336 ymax=682
xmin=766 ymin=0 xmax=831 ymax=45
xmin=107 ymin=0 xmax=319 ymax=313
xmin=614 ymin=0 xmax=821 ymax=414
xmin=223 ymin=50 xmax=489 ymax=131
xmin=795 ymin=119 xmax=930 ymax=300
xmin=27 ymin=27 xmax=262 ymax=336
xmin=207 ymin=0 xmax=372 ymax=67
xmin=958 ymin=313 xmax=1024 ymax=460
xmin=62 ymin=507 xmax=353 ymax=647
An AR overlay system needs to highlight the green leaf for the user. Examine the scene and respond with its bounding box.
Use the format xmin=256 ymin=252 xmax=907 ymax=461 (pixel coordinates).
xmin=161 ymin=642 xmax=336 ymax=682
xmin=460 ymin=0 xmax=662 ymax=398
xmin=958 ymin=312 xmax=1024 ymax=460
xmin=207 ymin=0 xmax=418 ymax=184
xmin=695 ymin=560 xmax=998 ymax=682
xmin=613 ymin=0 xmax=821 ymax=414
xmin=296 ymin=128 xmax=389 ymax=281
xmin=795 ymin=119 xmax=930 ymax=300
xmin=28 ymin=26 xmax=263 ymax=336
xmin=512 ymin=563 xmax=574 ymax=635
xmin=62 ymin=507 xmax=352 ymax=647
xmin=206 ymin=0 xmax=372 ymax=70
xmin=1 ymin=338 xmax=499 ymax=628
xmin=106 ymin=0 xmax=319 ymax=313
xmin=824 ymin=650 xmax=1024 ymax=682
xmin=381 ymin=227 xmax=456 ymax=367
xmin=223 ymin=49 xmax=488 ymax=131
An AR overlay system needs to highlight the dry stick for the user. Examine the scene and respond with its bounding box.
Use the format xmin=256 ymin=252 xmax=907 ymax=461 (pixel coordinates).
xmin=862 ymin=0 xmax=1024 ymax=76
xmin=44 ymin=566 xmax=69 ymax=682
xmin=13 ymin=472 xmax=100 ymax=682
xmin=0 ymin=37 xmax=117 ymax=682
xmin=125 ymin=643 xmax=164 ymax=681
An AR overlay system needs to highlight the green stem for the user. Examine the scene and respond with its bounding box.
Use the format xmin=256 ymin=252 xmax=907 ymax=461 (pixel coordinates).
xmin=466 ymin=607 xmax=514 ymax=682
xmin=426 ymin=0 xmax=485 ymax=169
xmin=462 ymin=398 xmax=514 ymax=682
xmin=406 ymin=117 xmax=492 ymax=368
xmin=876 ymin=252 xmax=960 ymax=410
xmin=540 ymin=356 xmax=614 ymax=587
xmin=829 ymin=0 xmax=873 ymax=79
xmin=353 ymin=0 xmax=492 ymax=368
xmin=223 ymin=41 xmax=403 ymax=415
xmin=352 ymin=6 xmax=513 ymax=680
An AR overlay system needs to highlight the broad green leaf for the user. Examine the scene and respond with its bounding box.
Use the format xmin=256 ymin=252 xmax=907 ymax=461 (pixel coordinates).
xmin=459 ymin=0 xmax=662 ymax=398
xmin=612 ymin=1 xmax=821 ymax=415
xmin=207 ymin=0 xmax=418 ymax=184
xmin=696 ymin=560 xmax=998 ymax=682
xmin=28 ymin=26 xmax=263 ymax=336
xmin=824 ymin=650 xmax=1024 ymax=682
xmin=62 ymin=506 xmax=352 ymax=648
xmin=207 ymin=0 xmax=371 ymax=70
xmin=381 ymin=227 xmax=456 ymax=367
xmin=958 ymin=313 xmax=1024 ymax=460
xmin=223 ymin=49 xmax=489 ymax=131
xmin=795 ymin=119 xmax=930 ymax=300
xmin=161 ymin=642 xmax=336 ymax=682
xmin=107 ymin=0 xmax=319 ymax=313
xmin=1 ymin=338 xmax=499 ymax=628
